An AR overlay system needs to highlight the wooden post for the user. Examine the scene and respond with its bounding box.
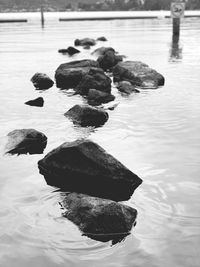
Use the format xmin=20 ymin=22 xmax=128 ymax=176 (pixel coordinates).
xmin=41 ymin=5 xmax=44 ymax=27
xmin=171 ymin=0 xmax=185 ymax=39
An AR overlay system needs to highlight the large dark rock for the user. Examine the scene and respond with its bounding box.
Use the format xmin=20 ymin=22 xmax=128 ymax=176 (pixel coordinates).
xmin=31 ymin=73 xmax=54 ymax=90
xmin=64 ymin=104 xmax=109 ymax=127
xmin=74 ymin=38 xmax=96 ymax=47
xmin=25 ymin=97 xmax=44 ymax=107
xmin=117 ymin=81 xmax=140 ymax=94
xmin=113 ymin=61 xmax=165 ymax=89
xmin=6 ymin=129 xmax=47 ymax=155
xmin=75 ymin=67 xmax=112 ymax=95
xmin=61 ymin=192 xmax=137 ymax=244
xmin=87 ymin=89 xmax=115 ymax=106
xmin=58 ymin=46 xmax=80 ymax=56
xmin=55 ymin=59 xmax=99 ymax=89
xmin=97 ymin=50 xmax=123 ymax=71
xmin=38 ymin=139 xmax=142 ymax=201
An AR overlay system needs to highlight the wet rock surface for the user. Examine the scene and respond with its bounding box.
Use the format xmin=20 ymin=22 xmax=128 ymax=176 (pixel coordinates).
xmin=96 ymin=36 xmax=107 ymax=42
xmin=61 ymin=192 xmax=137 ymax=244
xmin=92 ymin=47 xmax=116 ymax=57
xmin=117 ymin=81 xmax=140 ymax=94
xmin=38 ymin=139 xmax=142 ymax=201
xmin=113 ymin=61 xmax=165 ymax=89
xmin=25 ymin=97 xmax=44 ymax=107
xmin=74 ymin=38 xmax=96 ymax=47
xmin=31 ymin=73 xmax=54 ymax=90
xmin=58 ymin=46 xmax=80 ymax=56
xmin=87 ymin=89 xmax=115 ymax=106
xmin=55 ymin=59 xmax=99 ymax=89
xmin=97 ymin=50 xmax=123 ymax=71
xmin=64 ymin=104 xmax=109 ymax=127
xmin=6 ymin=129 xmax=47 ymax=155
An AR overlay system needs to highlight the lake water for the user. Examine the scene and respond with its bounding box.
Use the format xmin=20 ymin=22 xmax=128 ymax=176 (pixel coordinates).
xmin=0 ymin=12 xmax=200 ymax=267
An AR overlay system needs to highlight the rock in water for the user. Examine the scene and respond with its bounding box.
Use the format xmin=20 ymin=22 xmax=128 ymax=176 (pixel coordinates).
xmin=96 ymin=36 xmax=107 ymax=42
xmin=6 ymin=129 xmax=47 ymax=155
xmin=58 ymin=46 xmax=80 ymax=56
xmin=61 ymin=192 xmax=137 ymax=244
xmin=31 ymin=73 xmax=54 ymax=90
xmin=64 ymin=104 xmax=109 ymax=127
xmin=25 ymin=97 xmax=44 ymax=107
xmin=117 ymin=81 xmax=140 ymax=94
xmin=87 ymin=89 xmax=115 ymax=106
xmin=55 ymin=59 xmax=99 ymax=89
xmin=97 ymin=50 xmax=123 ymax=71
xmin=38 ymin=139 xmax=142 ymax=201
xmin=92 ymin=46 xmax=116 ymax=56
xmin=74 ymin=38 xmax=96 ymax=47
xmin=113 ymin=61 xmax=165 ymax=89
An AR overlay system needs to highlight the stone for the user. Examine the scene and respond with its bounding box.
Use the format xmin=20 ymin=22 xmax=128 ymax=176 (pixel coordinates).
xmin=117 ymin=81 xmax=140 ymax=94
xmin=75 ymin=67 xmax=112 ymax=95
xmin=64 ymin=104 xmax=109 ymax=127
xmin=25 ymin=97 xmax=44 ymax=107
xmin=31 ymin=73 xmax=54 ymax=90
xmin=55 ymin=59 xmax=99 ymax=89
xmin=97 ymin=50 xmax=123 ymax=71
xmin=58 ymin=46 xmax=80 ymax=56
xmin=6 ymin=129 xmax=47 ymax=155
xmin=92 ymin=46 xmax=116 ymax=56
xmin=38 ymin=139 xmax=142 ymax=201
xmin=87 ymin=89 xmax=115 ymax=105
xmin=61 ymin=192 xmax=137 ymax=244
xmin=113 ymin=61 xmax=165 ymax=89
xmin=97 ymin=36 xmax=107 ymax=42
xmin=74 ymin=38 xmax=96 ymax=47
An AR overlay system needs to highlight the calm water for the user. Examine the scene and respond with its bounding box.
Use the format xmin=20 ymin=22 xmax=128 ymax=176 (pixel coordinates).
xmin=0 ymin=12 xmax=200 ymax=267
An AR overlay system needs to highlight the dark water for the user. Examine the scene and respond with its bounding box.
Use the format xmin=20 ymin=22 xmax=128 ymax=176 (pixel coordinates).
xmin=0 ymin=13 xmax=200 ymax=267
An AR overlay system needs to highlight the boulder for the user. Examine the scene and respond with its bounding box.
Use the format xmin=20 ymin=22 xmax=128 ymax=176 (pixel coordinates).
xmin=61 ymin=192 xmax=137 ymax=244
xmin=75 ymin=67 xmax=112 ymax=95
xmin=31 ymin=73 xmax=54 ymax=90
xmin=74 ymin=38 xmax=96 ymax=47
xmin=64 ymin=104 xmax=109 ymax=127
xmin=38 ymin=139 xmax=142 ymax=201
xmin=117 ymin=81 xmax=140 ymax=94
xmin=87 ymin=89 xmax=115 ymax=106
xmin=97 ymin=50 xmax=123 ymax=71
xmin=6 ymin=129 xmax=47 ymax=155
xmin=58 ymin=46 xmax=80 ymax=56
xmin=113 ymin=61 xmax=165 ymax=89
xmin=83 ymin=45 xmax=91 ymax=50
xmin=25 ymin=97 xmax=44 ymax=107
xmin=97 ymin=36 xmax=107 ymax=42
xmin=92 ymin=46 xmax=116 ymax=57
xmin=55 ymin=59 xmax=99 ymax=89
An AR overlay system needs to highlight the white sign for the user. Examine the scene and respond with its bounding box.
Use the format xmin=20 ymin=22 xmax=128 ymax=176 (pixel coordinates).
xmin=171 ymin=2 xmax=185 ymax=18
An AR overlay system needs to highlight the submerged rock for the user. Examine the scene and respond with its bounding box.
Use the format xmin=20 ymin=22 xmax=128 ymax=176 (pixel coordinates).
xmin=6 ymin=129 xmax=47 ymax=155
xmin=58 ymin=46 xmax=80 ymax=56
xmin=31 ymin=73 xmax=54 ymax=90
xmin=113 ymin=61 xmax=165 ymax=89
xmin=97 ymin=36 xmax=107 ymax=42
xmin=64 ymin=104 xmax=109 ymax=127
xmin=25 ymin=97 xmax=44 ymax=107
xmin=74 ymin=38 xmax=96 ymax=47
xmin=55 ymin=59 xmax=99 ymax=89
xmin=75 ymin=67 xmax=112 ymax=95
xmin=38 ymin=139 xmax=142 ymax=201
xmin=61 ymin=192 xmax=137 ymax=244
xmin=87 ymin=89 xmax=115 ymax=106
xmin=117 ymin=81 xmax=140 ymax=94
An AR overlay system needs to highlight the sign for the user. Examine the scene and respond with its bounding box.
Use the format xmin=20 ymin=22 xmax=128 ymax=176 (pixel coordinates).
xmin=171 ymin=1 xmax=185 ymax=18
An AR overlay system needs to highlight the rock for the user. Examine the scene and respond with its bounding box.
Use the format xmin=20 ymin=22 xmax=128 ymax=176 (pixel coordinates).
xmin=92 ymin=46 xmax=116 ymax=57
xmin=75 ymin=67 xmax=112 ymax=95
xmin=83 ymin=45 xmax=91 ymax=50
xmin=38 ymin=139 xmax=142 ymax=201
xmin=87 ymin=89 xmax=115 ymax=105
xmin=113 ymin=61 xmax=165 ymax=89
xmin=6 ymin=129 xmax=47 ymax=155
xmin=31 ymin=73 xmax=54 ymax=90
xmin=61 ymin=192 xmax=137 ymax=244
xmin=58 ymin=46 xmax=80 ymax=56
xmin=55 ymin=59 xmax=99 ymax=89
xmin=25 ymin=97 xmax=44 ymax=107
xmin=74 ymin=38 xmax=96 ymax=47
xmin=98 ymin=50 xmax=123 ymax=71
xmin=97 ymin=36 xmax=107 ymax=42
xmin=64 ymin=104 xmax=109 ymax=127
xmin=117 ymin=81 xmax=140 ymax=94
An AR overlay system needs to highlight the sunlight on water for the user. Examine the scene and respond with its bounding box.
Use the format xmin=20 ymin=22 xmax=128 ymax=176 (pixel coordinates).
xmin=0 ymin=12 xmax=200 ymax=267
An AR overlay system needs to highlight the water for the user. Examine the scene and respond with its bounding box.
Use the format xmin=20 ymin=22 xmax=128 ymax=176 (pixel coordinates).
xmin=0 ymin=12 xmax=200 ymax=267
